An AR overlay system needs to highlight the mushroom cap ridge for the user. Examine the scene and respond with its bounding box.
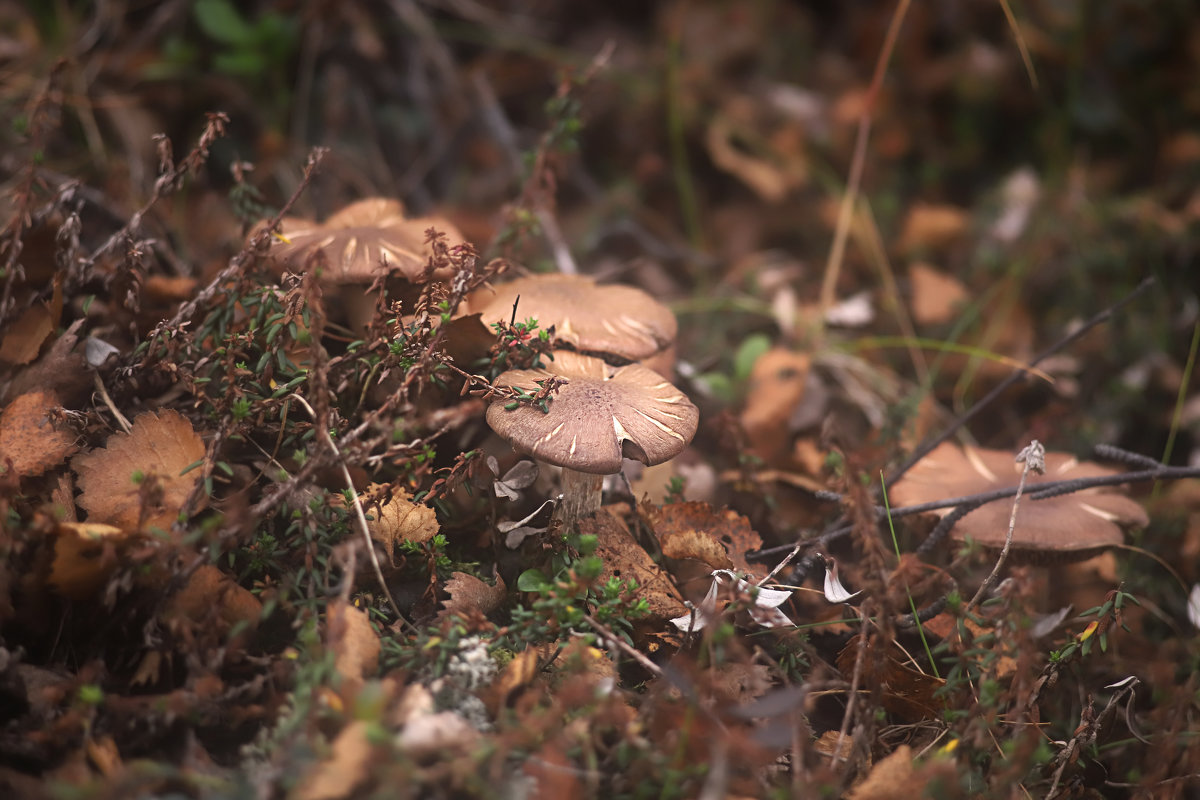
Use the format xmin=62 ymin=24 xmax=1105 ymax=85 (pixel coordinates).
xmin=487 ymin=357 xmax=698 ymax=474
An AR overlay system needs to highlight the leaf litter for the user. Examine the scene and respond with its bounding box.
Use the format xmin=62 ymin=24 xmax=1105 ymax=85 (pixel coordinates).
xmin=0 ymin=4 xmax=1196 ymax=799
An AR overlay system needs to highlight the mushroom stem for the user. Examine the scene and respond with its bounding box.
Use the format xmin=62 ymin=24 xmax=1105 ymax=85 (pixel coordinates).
xmin=553 ymin=468 xmax=604 ymax=531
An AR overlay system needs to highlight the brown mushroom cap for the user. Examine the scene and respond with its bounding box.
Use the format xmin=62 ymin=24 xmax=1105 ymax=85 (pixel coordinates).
xmin=890 ymin=443 xmax=1149 ymax=560
xmin=466 ymin=274 xmax=677 ymax=365
xmin=265 ymin=197 xmax=465 ymax=282
xmin=486 ymin=352 xmax=699 ymax=474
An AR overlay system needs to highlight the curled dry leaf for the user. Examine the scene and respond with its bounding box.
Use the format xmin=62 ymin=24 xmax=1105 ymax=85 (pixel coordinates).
xmin=648 ymin=502 xmax=764 ymax=579
xmin=0 ymin=390 xmax=78 ymax=478
xmin=50 ymin=522 xmax=126 ymax=599
xmin=580 ymin=510 xmax=686 ymax=621
xmin=74 ymin=410 xmax=206 ymax=531
xmin=327 ymin=601 xmax=381 ymax=684
xmin=440 ymin=571 xmax=507 ymax=620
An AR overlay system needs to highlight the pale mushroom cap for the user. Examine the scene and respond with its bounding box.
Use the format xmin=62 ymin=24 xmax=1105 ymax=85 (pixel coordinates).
xmin=263 ymin=197 xmax=465 ymax=282
xmin=890 ymin=442 xmax=1149 ymax=557
xmin=486 ymin=355 xmax=699 ymax=474
xmin=466 ymin=274 xmax=677 ymax=364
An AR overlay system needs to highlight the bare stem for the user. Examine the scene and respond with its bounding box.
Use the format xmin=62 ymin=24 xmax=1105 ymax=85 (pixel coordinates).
xmin=553 ymin=468 xmax=604 ymax=532
xmin=967 ymin=440 xmax=1045 ymax=613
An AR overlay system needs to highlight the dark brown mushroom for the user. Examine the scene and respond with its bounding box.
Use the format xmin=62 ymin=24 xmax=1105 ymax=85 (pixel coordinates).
xmin=890 ymin=443 xmax=1149 ymax=563
xmin=466 ymin=274 xmax=678 ymax=376
xmin=486 ymin=351 xmax=699 ymax=530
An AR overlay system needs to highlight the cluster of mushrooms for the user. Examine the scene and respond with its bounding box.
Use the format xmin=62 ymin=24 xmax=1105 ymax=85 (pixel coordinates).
xmin=257 ymin=196 xmax=1148 ymax=562
xmin=257 ymin=198 xmax=699 ymax=531
xmin=466 ymin=275 xmax=699 ymax=529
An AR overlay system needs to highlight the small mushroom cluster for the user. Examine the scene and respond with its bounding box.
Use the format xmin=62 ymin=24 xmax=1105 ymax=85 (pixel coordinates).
xmin=475 ymin=274 xmax=698 ymax=530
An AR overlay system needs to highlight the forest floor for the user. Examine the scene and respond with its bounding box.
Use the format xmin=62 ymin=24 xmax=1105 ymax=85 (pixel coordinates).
xmin=0 ymin=2 xmax=1198 ymax=798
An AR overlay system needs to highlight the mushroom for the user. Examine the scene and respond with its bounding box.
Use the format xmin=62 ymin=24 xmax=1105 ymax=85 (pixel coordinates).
xmin=465 ymin=274 xmax=678 ymax=376
xmin=486 ymin=351 xmax=699 ymax=530
xmin=260 ymin=197 xmax=466 ymax=330
xmin=890 ymin=442 xmax=1149 ymax=563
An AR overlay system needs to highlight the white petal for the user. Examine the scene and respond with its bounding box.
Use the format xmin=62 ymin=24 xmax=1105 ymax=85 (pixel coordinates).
xmin=1188 ymin=584 xmax=1200 ymax=630
xmin=824 ymin=563 xmax=861 ymax=604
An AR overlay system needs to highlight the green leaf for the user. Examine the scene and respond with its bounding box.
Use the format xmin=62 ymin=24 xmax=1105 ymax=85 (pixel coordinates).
xmin=733 ymin=333 xmax=771 ymax=383
xmin=517 ymin=569 xmax=551 ymax=593
xmin=193 ymin=0 xmax=255 ymax=46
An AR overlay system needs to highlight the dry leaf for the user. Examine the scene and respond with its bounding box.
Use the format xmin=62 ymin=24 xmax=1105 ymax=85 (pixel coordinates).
xmin=167 ymin=564 xmax=262 ymax=642
xmin=293 ymin=720 xmax=373 ymax=800
xmin=836 ymin=636 xmax=946 ymax=723
xmin=846 ymin=744 xmax=959 ymax=800
xmin=0 ymin=390 xmax=78 ymax=478
xmin=492 ymin=647 xmax=539 ymax=704
xmin=649 ymin=503 xmax=733 ymax=570
xmin=649 ymin=502 xmax=764 ymax=579
xmin=50 ymin=522 xmax=127 ymax=599
xmin=1 ymin=320 xmax=91 ymax=407
xmin=440 ymin=571 xmax=507 ymax=619
xmin=327 ymin=601 xmax=381 ymax=684
xmin=74 ymin=410 xmax=206 ymax=531
xmin=0 ymin=302 xmax=55 ymax=364
xmin=363 ymin=486 xmax=439 ymax=558
xmin=581 ymin=510 xmax=686 ymax=621
xmin=909 ymin=262 xmax=968 ymax=326
xmin=706 ymin=110 xmax=803 ymax=203
xmin=897 ymin=203 xmax=969 ymax=254
xmin=740 ymin=349 xmax=811 ymax=466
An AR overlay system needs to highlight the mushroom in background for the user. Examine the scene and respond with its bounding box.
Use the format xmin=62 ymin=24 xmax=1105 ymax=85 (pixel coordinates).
xmin=890 ymin=442 xmax=1149 ymax=563
xmin=486 ymin=351 xmax=699 ymax=532
xmin=258 ymin=197 xmax=466 ymax=331
xmin=465 ymin=273 xmax=679 ymax=376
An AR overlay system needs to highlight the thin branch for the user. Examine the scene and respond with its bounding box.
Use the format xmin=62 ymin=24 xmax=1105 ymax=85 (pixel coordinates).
xmin=966 ymin=441 xmax=1043 ymax=613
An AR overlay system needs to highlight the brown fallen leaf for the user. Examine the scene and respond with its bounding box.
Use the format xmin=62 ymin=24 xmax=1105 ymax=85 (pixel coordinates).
xmin=846 ymin=744 xmax=959 ymax=800
xmin=908 ymin=262 xmax=968 ymax=326
xmin=440 ymin=571 xmax=507 ymax=620
xmin=0 ymin=302 xmax=55 ymax=365
xmin=358 ymin=485 xmax=439 ymax=560
xmin=167 ymin=564 xmax=262 ymax=641
xmin=836 ymin=635 xmax=946 ymax=723
xmin=327 ymin=601 xmax=381 ymax=685
xmin=0 ymin=390 xmax=78 ymax=478
xmin=581 ymin=510 xmax=686 ymax=621
xmin=740 ymin=348 xmax=811 ymax=467
xmin=648 ymin=502 xmax=764 ymax=580
xmin=50 ymin=522 xmax=128 ymax=599
xmin=74 ymin=410 xmax=206 ymax=531
xmin=896 ymin=202 xmax=969 ymax=254
xmin=293 ymin=720 xmax=374 ymax=800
